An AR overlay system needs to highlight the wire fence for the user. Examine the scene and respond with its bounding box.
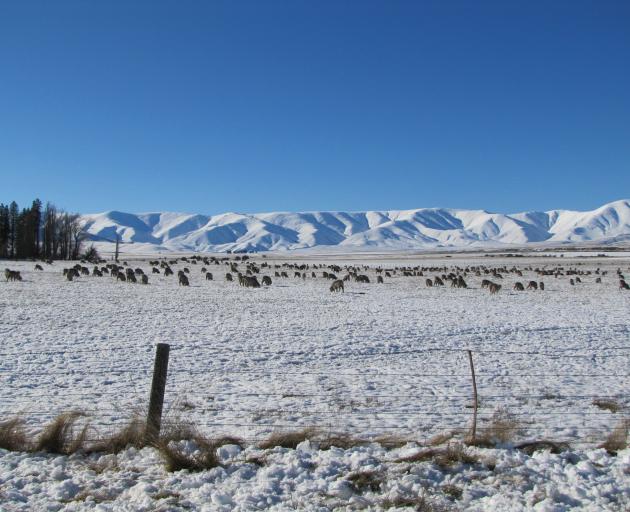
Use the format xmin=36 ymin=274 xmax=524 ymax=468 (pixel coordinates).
xmin=0 ymin=341 xmax=628 ymax=447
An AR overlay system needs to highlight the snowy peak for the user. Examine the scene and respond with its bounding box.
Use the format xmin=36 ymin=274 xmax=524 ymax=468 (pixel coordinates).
xmin=81 ymin=200 xmax=630 ymax=252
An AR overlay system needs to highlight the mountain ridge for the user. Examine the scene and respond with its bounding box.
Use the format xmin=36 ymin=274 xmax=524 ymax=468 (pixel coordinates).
xmin=80 ymin=199 xmax=630 ymax=253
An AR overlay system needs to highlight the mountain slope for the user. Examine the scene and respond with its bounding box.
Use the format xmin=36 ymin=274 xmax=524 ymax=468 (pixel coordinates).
xmin=80 ymin=199 xmax=630 ymax=253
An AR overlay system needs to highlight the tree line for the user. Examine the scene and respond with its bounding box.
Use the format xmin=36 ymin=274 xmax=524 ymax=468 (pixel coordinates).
xmin=0 ymin=199 xmax=86 ymax=260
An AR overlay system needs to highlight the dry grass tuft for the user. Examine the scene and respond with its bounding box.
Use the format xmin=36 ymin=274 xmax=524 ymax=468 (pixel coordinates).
xmin=373 ymin=434 xmax=413 ymax=449
xmin=599 ymin=419 xmax=629 ymax=455
xmin=346 ymin=470 xmax=385 ymax=493
xmin=427 ymin=430 xmax=458 ymax=447
xmin=468 ymin=409 xmax=520 ymax=447
xmin=318 ymin=433 xmax=370 ymax=450
xmin=441 ymin=484 xmax=463 ymax=500
xmin=87 ymin=417 xmax=146 ymax=454
xmin=35 ymin=412 xmax=89 ymax=454
xmin=515 ymin=440 xmax=570 ymax=456
xmin=258 ymin=427 xmax=319 ymax=449
xmin=210 ymin=436 xmax=246 ymax=449
xmin=592 ymin=399 xmax=621 ymax=414
xmin=158 ymin=435 xmax=220 ymax=472
xmin=0 ymin=417 xmax=30 ymax=452
xmin=397 ymin=443 xmax=481 ymax=469
xmin=155 ymin=421 xmax=224 ymax=472
xmin=381 ymin=493 xmax=446 ymax=511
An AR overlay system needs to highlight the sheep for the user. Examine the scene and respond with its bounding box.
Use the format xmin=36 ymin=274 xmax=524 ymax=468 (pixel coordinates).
xmin=513 ymin=282 xmax=524 ymax=291
xmin=262 ymin=276 xmax=272 ymax=286
xmin=489 ymin=282 xmax=501 ymax=294
xmin=178 ymin=274 xmax=190 ymax=286
xmin=205 ymin=272 xmax=213 ymax=281
xmin=329 ymin=280 xmax=344 ymax=292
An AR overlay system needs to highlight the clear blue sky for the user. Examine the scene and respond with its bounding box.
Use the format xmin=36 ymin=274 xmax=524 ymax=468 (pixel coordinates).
xmin=1 ymin=0 xmax=629 ymax=215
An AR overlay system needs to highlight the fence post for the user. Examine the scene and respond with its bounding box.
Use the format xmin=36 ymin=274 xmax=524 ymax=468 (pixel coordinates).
xmin=145 ymin=343 xmax=170 ymax=444
xmin=467 ymin=350 xmax=478 ymax=444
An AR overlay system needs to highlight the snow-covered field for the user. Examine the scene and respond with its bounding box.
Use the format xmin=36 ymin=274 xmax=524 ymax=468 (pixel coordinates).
xmin=1 ymin=252 xmax=629 ymax=510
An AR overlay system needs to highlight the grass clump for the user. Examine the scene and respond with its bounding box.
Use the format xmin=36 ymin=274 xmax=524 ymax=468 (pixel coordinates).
xmin=87 ymin=416 xmax=146 ymax=454
xmin=599 ymin=419 xmax=629 ymax=455
xmin=346 ymin=469 xmax=385 ymax=493
xmin=592 ymin=399 xmax=621 ymax=413
xmin=381 ymin=493 xmax=446 ymax=511
xmin=35 ymin=412 xmax=89 ymax=454
xmin=0 ymin=417 xmax=30 ymax=452
xmin=318 ymin=433 xmax=370 ymax=450
xmin=515 ymin=440 xmax=570 ymax=456
xmin=397 ymin=443 xmax=481 ymax=469
xmin=258 ymin=427 xmax=319 ymax=449
xmin=468 ymin=408 xmax=521 ymax=447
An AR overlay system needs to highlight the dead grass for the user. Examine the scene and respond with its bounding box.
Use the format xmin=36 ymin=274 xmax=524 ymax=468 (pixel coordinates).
xmin=515 ymin=440 xmax=570 ymax=456
xmin=397 ymin=443 xmax=481 ymax=469
xmin=381 ymin=493 xmax=446 ymax=511
xmin=318 ymin=433 xmax=370 ymax=450
xmin=258 ymin=427 xmax=319 ymax=449
xmin=346 ymin=470 xmax=385 ymax=493
xmin=86 ymin=416 xmax=146 ymax=454
xmin=468 ymin=409 xmax=521 ymax=447
xmin=441 ymin=484 xmax=463 ymax=500
xmin=156 ymin=422 xmax=223 ymax=472
xmin=0 ymin=417 xmax=30 ymax=452
xmin=427 ymin=430 xmax=459 ymax=447
xmin=373 ymin=434 xmax=413 ymax=449
xmin=592 ymin=399 xmax=622 ymax=413
xmin=599 ymin=419 xmax=629 ymax=455
xmin=35 ymin=412 xmax=89 ymax=454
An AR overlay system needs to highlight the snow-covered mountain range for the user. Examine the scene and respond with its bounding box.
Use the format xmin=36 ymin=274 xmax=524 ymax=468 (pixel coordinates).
xmin=81 ymin=199 xmax=630 ymax=253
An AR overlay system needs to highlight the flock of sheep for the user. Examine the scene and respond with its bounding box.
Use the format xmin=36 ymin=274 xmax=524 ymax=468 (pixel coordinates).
xmin=4 ymin=254 xmax=630 ymax=293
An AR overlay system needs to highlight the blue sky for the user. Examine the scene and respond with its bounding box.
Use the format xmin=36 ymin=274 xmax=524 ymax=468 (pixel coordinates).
xmin=1 ymin=0 xmax=629 ymax=215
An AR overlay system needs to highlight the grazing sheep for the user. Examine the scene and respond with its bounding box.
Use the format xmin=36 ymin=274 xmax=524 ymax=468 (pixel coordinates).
xmin=489 ymin=282 xmax=501 ymax=294
xmin=226 ymin=273 xmax=233 ymax=282
xmin=152 ymin=267 xmax=160 ymax=274
xmin=595 ymin=277 xmax=602 ymax=283
xmin=620 ymin=279 xmax=629 ymax=290
xmin=34 ymin=264 xmax=43 ymax=271
xmin=539 ymin=282 xmax=544 ymax=290
xmin=526 ymin=281 xmax=538 ymax=290
xmin=294 ymin=272 xmax=301 ymax=278
xmin=281 ymin=272 xmax=288 ymax=278
xmin=329 ymin=279 xmax=344 ymax=293
xmin=178 ymin=274 xmax=190 ymax=286
xmin=262 ymin=276 xmax=272 ymax=286
xmin=141 ymin=274 xmax=149 ymax=285
xmin=513 ymin=282 xmax=524 ymax=291
xmin=377 ymin=275 xmax=384 ymax=284
xmin=164 ymin=267 xmax=173 ymax=276
xmin=127 ymin=273 xmax=137 ymax=283
xmin=205 ymin=272 xmax=213 ymax=281
xmin=425 ymin=278 xmax=433 ymax=287
xmin=433 ymin=276 xmax=444 ymax=286
xmin=456 ymin=276 xmax=467 ymax=288
xmin=570 ymin=279 xmax=575 ymax=286
xmin=356 ymin=274 xmax=370 ymax=283
xmin=117 ymin=273 xmax=126 ymax=282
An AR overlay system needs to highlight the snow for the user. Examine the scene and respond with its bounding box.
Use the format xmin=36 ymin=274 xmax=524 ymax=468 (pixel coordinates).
xmin=1 ymin=251 xmax=629 ymax=509
xmin=79 ymin=199 xmax=630 ymax=254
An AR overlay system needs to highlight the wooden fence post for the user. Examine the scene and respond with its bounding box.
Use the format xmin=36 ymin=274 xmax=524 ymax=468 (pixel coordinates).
xmin=467 ymin=350 xmax=478 ymax=444
xmin=145 ymin=343 xmax=170 ymax=444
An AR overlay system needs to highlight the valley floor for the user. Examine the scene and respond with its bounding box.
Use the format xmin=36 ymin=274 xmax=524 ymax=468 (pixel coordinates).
xmin=0 ymin=252 xmax=628 ymax=510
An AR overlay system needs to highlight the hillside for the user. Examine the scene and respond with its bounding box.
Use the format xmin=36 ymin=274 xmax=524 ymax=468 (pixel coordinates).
xmin=80 ymin=199 xmax=630 ymax=253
